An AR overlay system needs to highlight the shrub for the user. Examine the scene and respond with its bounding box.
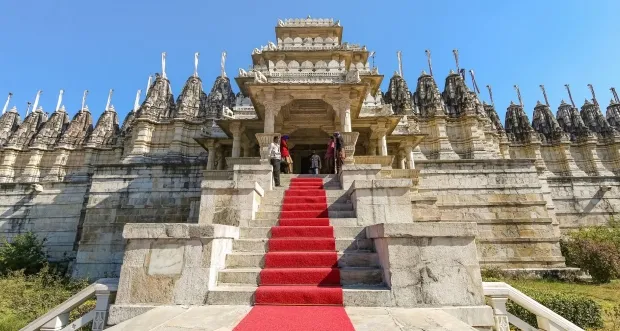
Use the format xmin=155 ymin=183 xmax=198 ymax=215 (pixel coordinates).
xmin=561 ymin=222 xmax=620 ymax=283
xmin=507 ymin=286 xmax=603 ymax=329
xmin=0 ymin=232 xmax=47 ymax=275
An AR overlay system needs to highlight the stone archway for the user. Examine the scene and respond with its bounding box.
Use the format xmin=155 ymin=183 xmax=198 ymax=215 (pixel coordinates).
xmin=284 ymin=128 xmax=332 ymax=174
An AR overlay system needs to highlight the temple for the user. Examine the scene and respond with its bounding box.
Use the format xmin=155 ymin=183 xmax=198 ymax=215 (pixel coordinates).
xmin=3 ymin=17 xmax=620 ymax=330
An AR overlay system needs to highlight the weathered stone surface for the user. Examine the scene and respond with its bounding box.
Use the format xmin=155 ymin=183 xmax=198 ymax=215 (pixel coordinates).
xmin=384 ymin=73 xmax=414 ymax=115
xmin=147 ymin=243 xmax=185 ymax=275
xmin=0 ymin=108 xmax=21 ymax=146
xmin=6 ymin=108 xmax=47 ymax=148
xmin=175 ymin=76 xmax=208 ymax=119
xmin=532 ymin=101 xmax=566 ymax=144
xmin=205 ymin=76 xmax=236 ymax=118
xmin=57 ymin=108 xmax=93 ymax=147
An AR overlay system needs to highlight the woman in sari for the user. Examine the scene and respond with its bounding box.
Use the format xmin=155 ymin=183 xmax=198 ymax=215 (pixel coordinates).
xmin=334 ymin=132 xmax=345 ymax=174
xmin=280 ymin=135 xmax=293 ymax=174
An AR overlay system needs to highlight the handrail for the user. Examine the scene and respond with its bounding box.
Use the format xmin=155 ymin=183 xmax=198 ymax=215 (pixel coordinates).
xmin=483 ymin=281 xmax=584 ymax=331
xmin=21 ymin=278 xmax=119 ymax=331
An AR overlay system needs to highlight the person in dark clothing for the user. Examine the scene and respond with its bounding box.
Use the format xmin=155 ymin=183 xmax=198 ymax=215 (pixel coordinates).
xmin=334 ymin=132 xmax=345 ymax=174
xmin=309 ymin=150 xmax=322 ymax=175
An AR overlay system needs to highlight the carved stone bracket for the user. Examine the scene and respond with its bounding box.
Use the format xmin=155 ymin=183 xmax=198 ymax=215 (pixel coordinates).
xmin=341 ymin=132 xmax=359 ymax=165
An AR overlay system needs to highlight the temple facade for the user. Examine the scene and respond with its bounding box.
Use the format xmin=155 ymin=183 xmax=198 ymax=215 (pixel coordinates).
xmin=1 ymin=17 xmax=620 ymax=280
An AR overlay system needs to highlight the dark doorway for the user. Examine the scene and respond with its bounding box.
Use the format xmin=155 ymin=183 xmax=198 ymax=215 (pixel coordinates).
xmin=290 ymin=144 xmax=327 ymax=174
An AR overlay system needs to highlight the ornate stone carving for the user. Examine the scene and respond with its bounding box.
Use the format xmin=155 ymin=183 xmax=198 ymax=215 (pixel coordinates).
xmin=175 ymin=76 xmax=208 ymax=118
xmin=119 ymin=109 xmax=136 ymax=138
xmin=580 ymin=99 xmax=616 ymax=139
xmin=532 ymin=101 xmax=566 ymax=144
xmin=504 ymin=102 xmax=535 ymax=144
xmin=57 ymin=108 xmax=93 ymax=147
xmin=31 ymin=107 xmax=71 ymax=148
xmin=6 ymin=108 xmax=48 ymax=148
xmin=606 ymin=99 xmax=620 ymax=131
xmin=137 ymin=74 xmax=176 ymax=120
xmin=483 ymin=102 xmax=504 ymax=132
xmin=384 ymin=72 xmax=414 ymax=115
xmin=206 ymin=76 xmax=236 ymax=118
xmin=556 ymin=100 xmax=591 ymax=141
xmin=0 ymin=107 xmax=21 ymax=146
xmin=253 ymin=70 xmax=268 ymax=83
xmin=442 ymin=70 xmax=474 ymax=117
xmin=344 ymin=69 xmax=361 ymax=84
xmin=413 ymin=71 xmax=444 ymax=117
xmin=87 ymin=106 xmax=120 ymax=147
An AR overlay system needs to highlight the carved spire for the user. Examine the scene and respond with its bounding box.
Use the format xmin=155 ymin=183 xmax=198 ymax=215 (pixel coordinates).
xmin=384 ymin=71 xmax=414 ymax=115
xmin=87 ymin=97 xmax=120 ymax=147
xmin=606 ymin=98 xmax=620 ymax=131
xmin=30 ymin=100 xmax=70 ymax=149
xmin=483 ymin=102 xmax=504 ymax=132
xmin=56 ymin=105 xmax=93 ymax=148
xmin=205 ymin=75 xmax=236 ymax=118
xmin=540 ymin=85 xmax=550 ymax=107
xmin=194 ymin=52 xmax=200 ymax=78
xmin=442 ymin=70 xmax=474 ymax=117
xmin=581 ymin=97 xmax=616 ymax=139
xmin=505 ymin=101 xmax=535 ymax=143
xmin=2 ymin=92 xmax=12 ymax=114
xmin=137 ymin=73 xmax=176 ymax=119
xmin=414 ymin=71 xmax=444 ymax=117
xmin=0 ymin=103 xmax=21 ymax=146
xmin=7 ymin=102 xmax=48 ymax=148
xmin=532 ymin=101 xmax=565 ymax=143
xmin=556 ymin=100 xmax=590 ymax=141
xmin=424 ymin=50 xmax=433 ymax=77
xmin=176 ymin=75 xmax=208 ymax=118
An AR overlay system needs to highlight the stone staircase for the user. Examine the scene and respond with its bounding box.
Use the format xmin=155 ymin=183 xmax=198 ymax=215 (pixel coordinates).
xmin=209 ymin=174 xmax=392 ymax=306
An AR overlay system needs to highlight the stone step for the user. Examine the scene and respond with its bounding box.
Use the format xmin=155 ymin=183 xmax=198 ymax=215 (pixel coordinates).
xmin=250 ymin=218 xmax=360 ymax=227
xmin=258 ymin=202 xmax=355 ymax=212
xmin=261 ymin=196 xmax=352 ymax=205
xmin=255 ymin=210 xmax=356 ymax=219
xmin=225 ymin=251 xmax=380 ymax=268
xmin=239 ymin=226 xmax=366 ymax=239
xmin=280 ymin=174 xmax=337 ymax=179
xmin=206 ymin=285 xmax=392 ymax=306
xmin=232 ymin=238 xmax=374 ymax=253
xmin=217 ymin=267 xmax=383 ymax=286
xmin=264 ymin=190 xmax=349 ymax=199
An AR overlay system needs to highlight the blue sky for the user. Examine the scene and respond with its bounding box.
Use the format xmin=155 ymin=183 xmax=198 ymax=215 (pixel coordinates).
xmin=1 ymin=0 xmax=619 ymax=124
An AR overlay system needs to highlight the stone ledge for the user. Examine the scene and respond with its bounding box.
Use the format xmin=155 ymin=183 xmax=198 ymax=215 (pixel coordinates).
xmin=122 ymin=223 xmax=239 ymax=239
xmin=366 ymin=222 xmax=477 ymax=239
xmin=351 ymin=179 xmax=412 ymax=190
xmin=343 ymin=164 xmax=382 ymax=171
xmin=416 ymin=158 xmax=537 ymax=166
xmin=200 ymin=180 xmax=264 ymax=194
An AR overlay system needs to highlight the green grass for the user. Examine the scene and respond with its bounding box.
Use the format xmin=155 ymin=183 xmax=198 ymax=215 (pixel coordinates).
xmin=505 ymin=279 xmax=620 ymax=330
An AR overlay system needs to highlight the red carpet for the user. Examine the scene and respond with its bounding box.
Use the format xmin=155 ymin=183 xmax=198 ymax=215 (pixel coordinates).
xmin=234 ymin=177 xmax=355 ymax=331
xmin=233 ymin=306 xmax=355 ymax=331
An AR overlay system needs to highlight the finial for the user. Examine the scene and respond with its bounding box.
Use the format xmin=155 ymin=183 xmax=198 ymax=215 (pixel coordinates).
xmin=133 ymin=89 xmax=142 ymax=112
xmin=587 ymin=84 xmax=599 ymax=107
xmin=513 ymin=85 xmax=523 ymax=107
xmin=452 ymin=49 xmax=460 ymax=73
xmin=449 ymin=69 xmax=455 ymax=75
xmin=611 ymin=87 xmax=620 ymax=103
xmin=31 ymin=90 xmax=42 ymax=115
xmin=424 ymin=50 xmax=433 ymax=77
xmin=469 ymin=70 xmax=481 ymax=94
xmin=55 ymin=89 xmax=64 ymax=112
xmin=486 ymin=85 xmax=495 ymax=106
xmin=564 ymin=84 xmax=576 ymax=108
xmin=194 ymin=52 xmax=200 ymax=77
xmin=396 ymin=50 xmax=403 ymax=78
xmin=81 ymin=90 xmax=89 ymax=111
xmin=26 ymin=101 xmax=32 ymax=115
xmin=221 ymin=51 xmax=227 ymax=78
xmin=2 ymin=92 xmax=12 ymax=114
xmin=105 ymin=89 xmax=114 ymax=111
xmin=146 ymin=75 xmax=153 ymax=95
xmin=539 ymin=85 xmax=550 ymax=107
xmin=161 ymin=52 xmax=167 ymax=79
xmin=369 ymin=51 xmax=376 ymax=68
xmin=421 ymin=70 xmax=427 ymax=75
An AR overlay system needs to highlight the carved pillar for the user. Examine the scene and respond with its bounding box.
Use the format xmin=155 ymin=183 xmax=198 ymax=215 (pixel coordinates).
xmin=169 ymin=120 xmax=186 ymax=156
xmin=216 ymin=145 xmax=226 ymax=170
xmin=377 ymin=130 xmax=388 ymax=156
xmin=0 ymin=148 xmax=18 ymax=183
xmin=325 ymin=95 xmax=352 ymax=133
xmin=18 ymin=149 xmax=44 ymax=182
xmin=398 ymin=150 xmax=406 ymax=169
xmin=400 ymin=139 xmax=417 ymax=169
xmin=368 ymin=140 xmax=377 ymax=156
xmin=230 ymin=122 xmax=244 ymax=158
xmin=43 ymin=149 xmax=69 ymax=182
xmin=242 ymin=139 xmax=251 ymax=157
xmin=205 ymin=139 xmax=218 ymax=170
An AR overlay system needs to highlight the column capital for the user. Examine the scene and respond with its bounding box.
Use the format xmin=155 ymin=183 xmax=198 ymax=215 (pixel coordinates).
xmin=324 ymin=95 xmax=351 ymax=114
xmin=229 ymin=121 xmax=244 ymax=135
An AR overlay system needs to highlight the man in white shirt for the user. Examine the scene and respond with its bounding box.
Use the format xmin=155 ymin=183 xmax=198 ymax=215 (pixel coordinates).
xmin=268 ymin=136 xmax=281 ymax=187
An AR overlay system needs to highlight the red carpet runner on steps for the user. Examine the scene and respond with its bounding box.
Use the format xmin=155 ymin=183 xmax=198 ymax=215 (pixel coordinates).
xmin=234 ymin=177 xmax=356 ymax=331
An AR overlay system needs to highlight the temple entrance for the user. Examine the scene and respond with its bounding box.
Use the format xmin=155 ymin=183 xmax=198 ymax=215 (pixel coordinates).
xmin=290 ymin=144 xmax=328 ymax=174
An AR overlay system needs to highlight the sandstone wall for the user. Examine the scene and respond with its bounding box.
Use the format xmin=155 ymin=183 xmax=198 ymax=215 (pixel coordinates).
xmin=71 ymin=163 xmax=204 ymax=279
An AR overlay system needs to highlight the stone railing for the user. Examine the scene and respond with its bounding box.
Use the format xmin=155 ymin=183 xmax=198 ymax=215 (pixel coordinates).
xmin=225 ymin=157 xmax=261 ymax=170
xmin=483 ymin=282 xmax=584 ymax=331
xmin=21 ymin=278 xmax=118 ymax=331
xmin=354 ymin=155 xmax=394 ymax=168
xmin=379 ymin=168 xmax=419 ymax=186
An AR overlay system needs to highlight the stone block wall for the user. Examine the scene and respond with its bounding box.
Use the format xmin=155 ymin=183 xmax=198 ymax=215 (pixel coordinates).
xmin=413 ymin=159 xmax=565 ymax=268
xmin=0 ymin=182 xmax=89 ymax=261
xmin=72 ymin=163 xmax=204 ymax=279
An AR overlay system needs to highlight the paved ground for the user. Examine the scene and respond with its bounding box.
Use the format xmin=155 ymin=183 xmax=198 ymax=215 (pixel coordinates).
xmin=107 ymin=305 xmax=478 ymax=330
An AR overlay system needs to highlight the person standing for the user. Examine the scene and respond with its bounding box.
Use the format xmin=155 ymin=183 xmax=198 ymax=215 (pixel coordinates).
xmin=324 ymin=136 xmax=335 ymax=174
xmin=309 ymin=150 xmax=322 ymax=175
xmin=334 ymin=132 xmax=345 ymax=174
xmin=280 ymin=135 xmax=293 ymax=174
xmin=269 ymin=136 xmax=281 ymax=187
